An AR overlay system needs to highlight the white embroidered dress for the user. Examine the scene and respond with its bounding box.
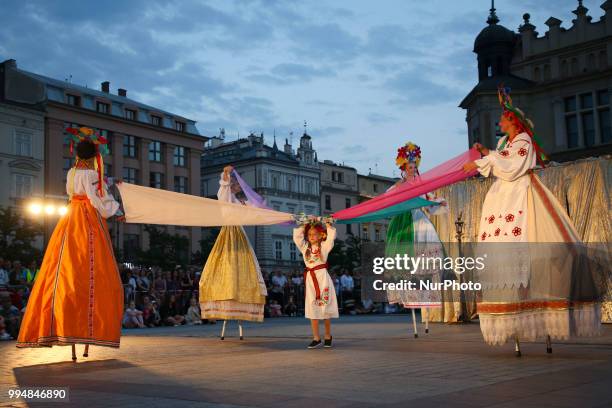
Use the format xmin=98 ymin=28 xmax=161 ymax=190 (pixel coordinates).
xmin=293 ymin=225 xmax=339 ymax=319
xmin=475 ymin=132 xmax=601 ymax=345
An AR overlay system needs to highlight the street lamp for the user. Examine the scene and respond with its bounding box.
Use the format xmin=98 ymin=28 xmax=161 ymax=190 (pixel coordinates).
xmin=454 ymin=212 xmax=469 ymax=323
xmin=25 ymin=197 xmax=69 ymax=249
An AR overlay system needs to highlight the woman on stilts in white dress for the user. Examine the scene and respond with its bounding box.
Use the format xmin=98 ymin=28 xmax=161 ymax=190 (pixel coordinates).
xmin=463 ymin=86 xmax=603 ymax=356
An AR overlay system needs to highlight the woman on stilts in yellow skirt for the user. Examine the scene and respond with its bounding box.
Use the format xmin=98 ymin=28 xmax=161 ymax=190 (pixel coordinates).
xmin=17 ymin=127 xmax=124 ymax=361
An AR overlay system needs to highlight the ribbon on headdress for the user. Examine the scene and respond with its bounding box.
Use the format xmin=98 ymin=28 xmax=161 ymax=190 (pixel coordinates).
xmin=498 ymin=85 xmax=548 ymax=166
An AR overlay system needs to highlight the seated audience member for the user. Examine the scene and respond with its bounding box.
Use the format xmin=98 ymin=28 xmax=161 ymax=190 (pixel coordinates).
xmin=0 ymin=293 xmax=21 ymax=338
xmin=123 ymin=300 xmax=145 ymax=328
xmin=269 ymin=299 xmax=282 ymax=317
xmin=185 ymin=297 xmax=202 ymax=325
xmin=283 ymin=296 xmax=298 ymax=317
xmin=161 ymin=294 xmax=185 ymax=326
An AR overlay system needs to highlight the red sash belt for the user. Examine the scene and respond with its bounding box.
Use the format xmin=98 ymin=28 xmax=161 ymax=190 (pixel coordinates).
xmin=304 ymin=263 xmax=328 ymax=300
xmin=71 ymin=195 xmax=87 ymax=201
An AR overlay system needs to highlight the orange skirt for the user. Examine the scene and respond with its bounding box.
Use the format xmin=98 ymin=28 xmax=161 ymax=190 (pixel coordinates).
xmin=17 ymin=195 xmax=124 ymax=348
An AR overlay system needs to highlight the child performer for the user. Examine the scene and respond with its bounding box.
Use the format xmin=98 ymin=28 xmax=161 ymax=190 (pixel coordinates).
xmin=293 ymin=217 xmax=338 ymax=348
xmin=17 ymin=127 xmax=124 ymax=361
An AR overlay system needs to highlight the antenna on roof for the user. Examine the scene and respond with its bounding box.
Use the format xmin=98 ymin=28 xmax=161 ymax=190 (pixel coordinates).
xmin=65 ymin=74 xmax=72 ymax=83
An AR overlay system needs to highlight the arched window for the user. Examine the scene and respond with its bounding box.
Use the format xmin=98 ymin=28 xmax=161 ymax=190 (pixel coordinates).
xmin=570 ymin=57 xmax=579 ymax=75
xmin=543 ymin=64 xmax=551 ymax=81
xmin=533 ymin=66 xmax=541 ymax=81
xmin=561 ymin=59 xmax=568 ymax=77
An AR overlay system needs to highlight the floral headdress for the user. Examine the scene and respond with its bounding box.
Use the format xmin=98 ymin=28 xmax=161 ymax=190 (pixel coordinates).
xmin=65 ymin=126 xmax=109 ymax=197
xmin=498 ymin=85 xmax=547 ymax=166
xmin=396 ymin=141 xmax=421 ymax=170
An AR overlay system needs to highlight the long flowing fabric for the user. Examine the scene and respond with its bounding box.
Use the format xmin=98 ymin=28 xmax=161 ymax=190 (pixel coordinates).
xmin=336 ymin=197 xmax=438 ymax=224
xmin=333 ymin=149 xmax=480 ymax=220
xmin=117 ymin=182 xmax=294 ymax=226
xmin=231 ymin=170 xmax=268 ymax=209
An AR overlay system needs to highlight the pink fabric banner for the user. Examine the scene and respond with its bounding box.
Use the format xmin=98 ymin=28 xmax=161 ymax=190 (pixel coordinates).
xmin=333 ymin=148 xmax=480 ymax=220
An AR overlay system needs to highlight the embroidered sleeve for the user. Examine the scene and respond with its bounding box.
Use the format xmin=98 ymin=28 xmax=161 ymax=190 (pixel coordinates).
xmin=293 ymin=226 xmax=308 ymax=254
xmin=84 ymin=170 xmax=120 ymax=218
xmin=476 ymin=134 xmax=535 ymax=182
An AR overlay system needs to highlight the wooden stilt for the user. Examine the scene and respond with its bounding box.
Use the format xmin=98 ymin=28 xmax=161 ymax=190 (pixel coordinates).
xmin=83 ymin=344 xmax=89 ymax=357
xmin=239 ymin=321 xmax=244 ymax=340
xmin=411 ymin=309 xmax=418 ymax=338
xmin=546 ymin=335 xmax=552 ymax=354
xmin=71 ymin=344 xmax=77 ymax=362
xmin=424 ymin=309 xmax=429 ymax=334
xmin=514 ymin=335 xmax=521 ymax=357
xmin=220 ymin=320 xmax=227 ymax=340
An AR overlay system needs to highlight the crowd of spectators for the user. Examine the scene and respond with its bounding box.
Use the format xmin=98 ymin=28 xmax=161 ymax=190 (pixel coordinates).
xmin=0 ymin=255 xmax=385 ymax=340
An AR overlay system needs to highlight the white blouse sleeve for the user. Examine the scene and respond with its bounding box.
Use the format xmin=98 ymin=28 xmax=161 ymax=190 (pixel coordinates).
xmin=217 ymin=172 xmax=233 ymax=203
xmin=427 ymin=196 xmax=448 ymax=216
xmin=293 ymin=225 xmax=308 ymax=253
xmin=83 ymin=170 xmax=120 ymax=219
xmin=321 ymin=225 xmax=336 ymax=257
xmin=475 ymin=134 xmax=536 ymax=181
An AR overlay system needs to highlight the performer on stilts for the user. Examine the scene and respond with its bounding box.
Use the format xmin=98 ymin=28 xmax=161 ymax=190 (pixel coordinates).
xmin=199 ymin=165 xmax=267 ymax=340
xmin=385 ymin=142 xmax=448 ymax=338
xmin=293 ymin=217 xmax=338 ymax=348
xmin=17 ymin=127 xmax=124 ymax=361
xmin=463 ymin=86 xmax=602 ymax=356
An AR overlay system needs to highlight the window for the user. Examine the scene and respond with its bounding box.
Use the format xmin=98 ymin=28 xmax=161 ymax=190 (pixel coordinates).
xmin=151 ymin=115 xmax=162 ymax=126
xmin=14 ymin=129 xmax=32 ymax=157
xmin=373 ymin=184 xmax=378 ymax=193
xmin=487 ymin=65 xmax=492 ymax=77
xmin=63 ymin=157 xmax=73 ymax=181
xmin=345 ymin=198 xmax=351 ymax=208
xmin=272 ymin=175 xmax=278 ymax=190
xmin=66 ymin=94 xmax=80 ymax=106
xmin=564 ymin=96 xmax=576 ymax=112
xmin=104 ymin=163 xmax=112 ymax=177
xmin=122 ymin=167 xmax=138 ymax=184
xmin=580 ymin=93 xmax=593 ymax=110
xmin=174 ymin=146 xmax=185 ymax=166
xmin=338 ymin=172 xmax=344 ymax=183
xmin=273 ymin=203 xmax=281 ymax=211
xmin=14 ymin=174 xmax=33 ymax=198
xmin=346 ymin=224 xmax=353 ymax=235
xmin=375 ymin=226 xmax=382 ymax=242
xmin=149 ymin=141 xmax=162 ymax=162
xmin=305 ymin=180 xmax=313 ymax=195
xmin=289 ymin=243 xmax=297 ymax=261
xmin=96 ymin=101 xmax=109 ymax=114
xmin=361 ymin=224 xmax=369 ymax=241
xmin=125 ymin=109 xmax=136 ymax=120
xmin=174 ymin=176 xmax=188 ymax=193
xmin=599 ymin=108 xmax=611 ymax=143
xmin=325 ymin=195 xmax=331 ymax=210
xmin=150 ymin=172 xmax=163 ymax=189
xmin=582 ymin=112 xmax=595 ymax=147
xmin=175 ymin=121 xmax=185 ymax=132
xmin=287 ymin=177 xmax=293 ymax=192
xmin=123 ymin=234 xmax=140 ymax=260
xmin=566 ymin=116 xmax=579 ymax=148
xmin=275 ymin=241 xmax=282 ymax=260
xmin=123 ymin=135 xmax=138 ymax=158
xmin=598 ymin=90 xmax=609 ymax=106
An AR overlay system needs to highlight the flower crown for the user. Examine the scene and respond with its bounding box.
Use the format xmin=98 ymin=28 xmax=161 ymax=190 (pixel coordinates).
xmin=65 ymin=126 xmax=109 ymax=197
xmin=65 ymin=126 xmax=109 ymax=156
xmin=396 ymin=141 xmax=421 ymax=170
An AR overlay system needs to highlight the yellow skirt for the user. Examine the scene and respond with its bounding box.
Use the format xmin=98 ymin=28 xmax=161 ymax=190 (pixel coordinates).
xmin=17 ymin=195 xmax=124 ymax=348
xmin=199 ymin=226 xmax=265 ymax=322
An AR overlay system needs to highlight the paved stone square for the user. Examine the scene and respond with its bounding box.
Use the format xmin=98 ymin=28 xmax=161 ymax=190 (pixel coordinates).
xmin=1 ymin=315 xmax=611 ymax=407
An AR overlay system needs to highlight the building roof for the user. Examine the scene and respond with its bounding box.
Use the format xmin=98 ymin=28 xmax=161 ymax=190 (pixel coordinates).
xmin=459 ymin=74 xmax=534 ymax=108
xmin=202 ymin=135 xmax=300 ymax=167
xmin=4 ymin=59 xmax=202 ymax=136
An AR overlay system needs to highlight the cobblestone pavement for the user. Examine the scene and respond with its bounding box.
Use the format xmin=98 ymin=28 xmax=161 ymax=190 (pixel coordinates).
xmin=1 ymin=315 xmax=611 ymax=407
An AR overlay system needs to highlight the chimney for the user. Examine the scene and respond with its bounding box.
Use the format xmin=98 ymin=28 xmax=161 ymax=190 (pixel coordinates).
xmin=118 ymin=88 xmax=127 ymax=97
xmin=3 ymin=59 xmax=17 ymax=69
xmin=101 ymin=81 xmax=110 ymax=93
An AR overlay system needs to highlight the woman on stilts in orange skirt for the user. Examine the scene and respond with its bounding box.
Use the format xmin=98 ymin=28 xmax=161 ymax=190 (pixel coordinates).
xmin=17 ymin=127 xmax=124 ymax=361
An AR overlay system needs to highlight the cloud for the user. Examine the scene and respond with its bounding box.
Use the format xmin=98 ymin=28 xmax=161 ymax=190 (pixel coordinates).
xmin=246 ymin=63 xmax=336 ymax=85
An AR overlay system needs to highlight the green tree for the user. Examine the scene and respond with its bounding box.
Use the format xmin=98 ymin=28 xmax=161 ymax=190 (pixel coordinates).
xmin=136 ymin=225 xmax=190 ymax=269
xmin=0 ymin=206 xmax=43 ymax=264
xmin=328 ymin=235 xmax=361 ymax=273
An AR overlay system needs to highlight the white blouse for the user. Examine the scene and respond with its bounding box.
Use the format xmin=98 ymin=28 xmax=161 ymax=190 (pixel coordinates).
xmin=66 ymin=168 xmax=120 ymax=219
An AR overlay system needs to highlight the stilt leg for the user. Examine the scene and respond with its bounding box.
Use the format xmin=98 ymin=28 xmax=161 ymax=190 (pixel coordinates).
xmin=83 ymin=344 xmax=89 ymax=357
xmin=546 ymin=335 xmax=552 ymax=354
xmin=239 ymin=321 xmax=244 ymax=340
xmin=71 ymin=344 xmax=77 ymax=362
xmin=220 ymin=320 xmax=227 ymax=340
xmin=424 ymin=309 xmax=429 ymax=334
xmin=412 ymin=309 xmax=418 ymax=338
xmin=514 ymin=335 xmax=521 ymax=357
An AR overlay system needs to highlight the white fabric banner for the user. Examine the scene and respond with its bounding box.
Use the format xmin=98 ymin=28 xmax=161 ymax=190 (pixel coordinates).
xmin=117 ymin=182 xmax=294 ymax=227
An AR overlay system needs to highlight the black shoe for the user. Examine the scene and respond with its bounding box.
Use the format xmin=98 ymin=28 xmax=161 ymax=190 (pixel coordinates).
xmin=307 ymin=339 xmax=322 ymax=349
xmin=324 ymin=337 xmax=333 ymax=348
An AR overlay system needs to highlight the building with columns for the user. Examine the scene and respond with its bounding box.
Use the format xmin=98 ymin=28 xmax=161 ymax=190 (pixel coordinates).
xmin=0 ymin=59 xmax=207 ymax=258
xmin=460 ymin=1 xmax=612 ymax=161
xmin=201 ymin=131 xmax=321 ymax=273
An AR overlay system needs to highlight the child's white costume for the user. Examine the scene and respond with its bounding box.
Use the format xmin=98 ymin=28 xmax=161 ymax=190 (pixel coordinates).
xmin=293 ymin=225 xmax=339 ymax=319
